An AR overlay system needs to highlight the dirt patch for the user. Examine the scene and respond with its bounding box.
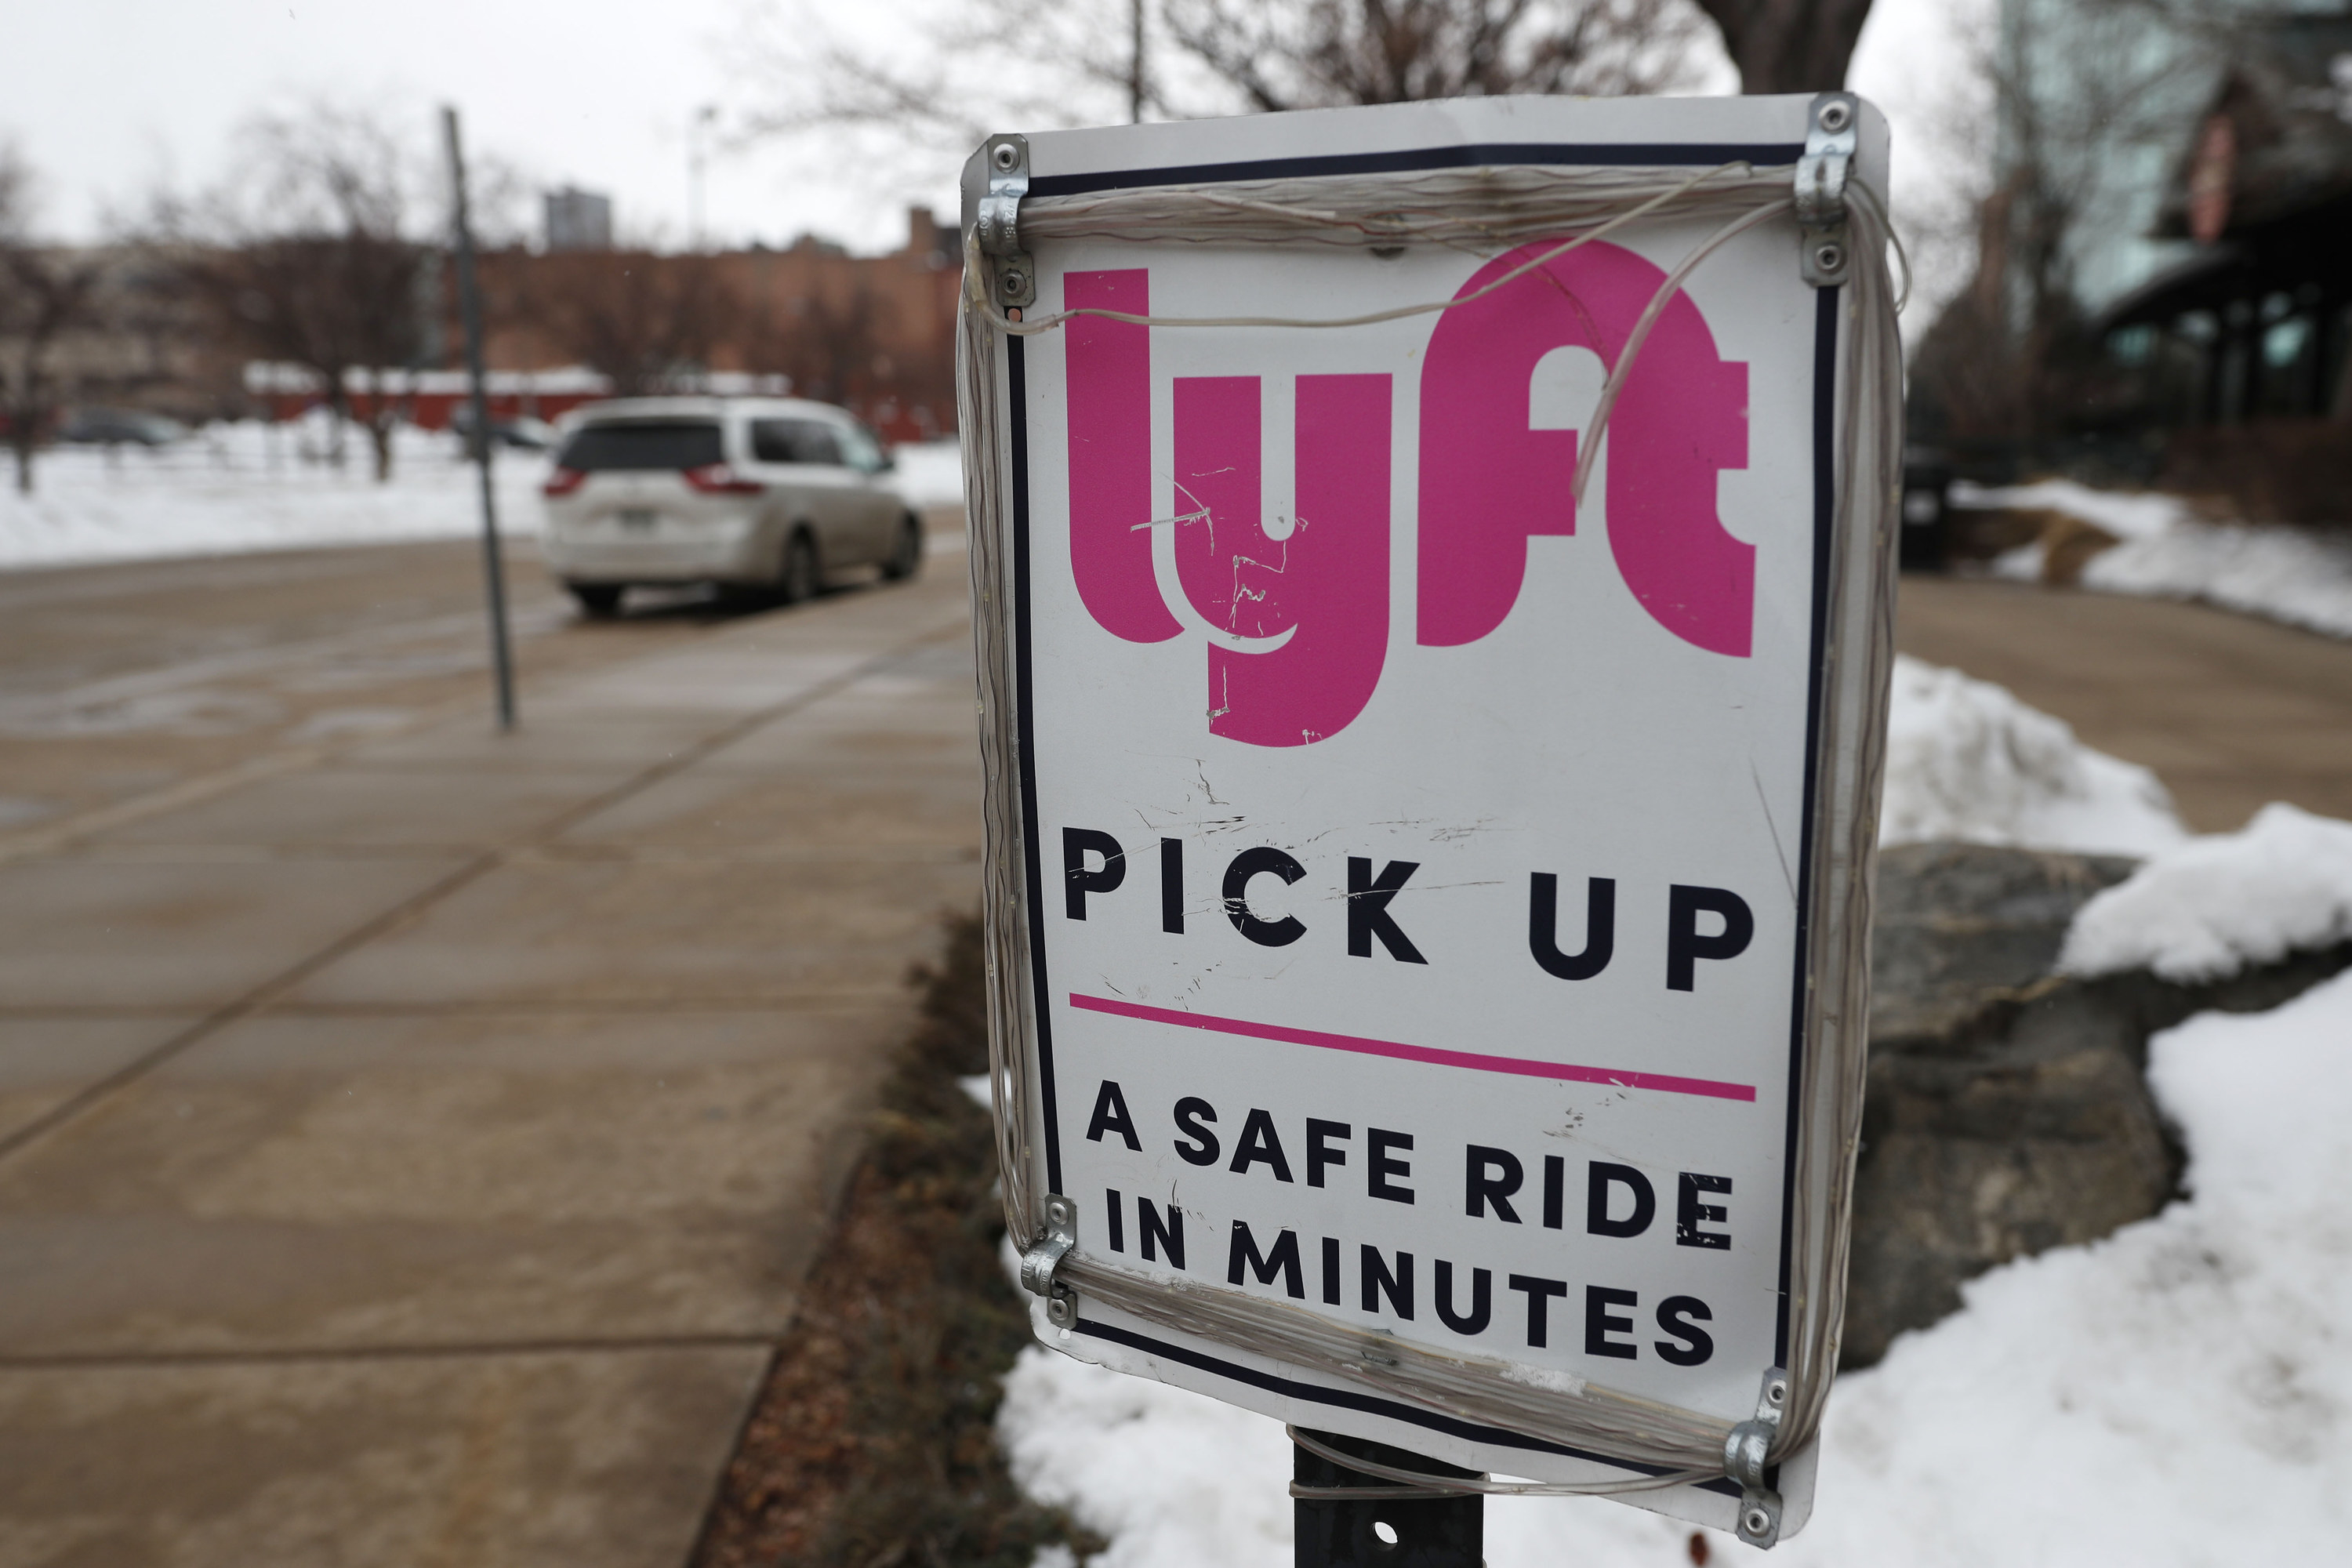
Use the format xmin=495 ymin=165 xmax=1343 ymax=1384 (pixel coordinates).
xmin=692 ymin=914 xmax=1102 ymax=1568
xmin=1943 ymin=503 xmax=2050 ymax=563
xmin=1940 ymin=506 xmax=2124 ymax=584
xmin=2038 ymin=512 xmax=2123 ymax=585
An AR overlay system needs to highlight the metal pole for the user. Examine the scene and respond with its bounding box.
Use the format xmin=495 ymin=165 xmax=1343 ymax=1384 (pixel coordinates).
xmin=691 ymin=104 xmax=717 ymax=250
xmin=441 ymin=105 xmax=517 ymax=732
xmin=1130 ymin=0 xmax=1146 ymax=124
xmin=1293 ymin=1428 xmax=1482 ymax=1567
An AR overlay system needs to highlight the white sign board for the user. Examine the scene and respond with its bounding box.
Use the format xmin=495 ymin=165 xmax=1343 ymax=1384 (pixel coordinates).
xmin=960 ymin=93 xmax=1896 ymax=1542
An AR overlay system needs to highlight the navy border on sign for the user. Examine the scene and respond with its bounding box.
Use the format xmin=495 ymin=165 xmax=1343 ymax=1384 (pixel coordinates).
xmin=1028 ymin=141 xmax=1812 ymax=198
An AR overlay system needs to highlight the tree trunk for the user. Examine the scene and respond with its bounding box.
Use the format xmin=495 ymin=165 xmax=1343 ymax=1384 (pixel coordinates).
xmin=362 ymin=372 xmax=400 ymax=484
xmin=10 ymin=430 xmax=32 ymax=497
xmin=1696 ymin=0 xmax=1877 ymax=93
xmin=320 ymin=384 xmax=350 ymax=468
xmin=369 ymin=416 xmax=394 ymax=484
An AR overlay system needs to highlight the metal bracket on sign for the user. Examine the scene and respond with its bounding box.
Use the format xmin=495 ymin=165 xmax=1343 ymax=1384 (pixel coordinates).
xmin=1018 ymin=1192 xmax=1079 ymax=1327
xmin=975 ymin=133 xmax=1036 ymax=312
xmin=1723 ymin=1365 xmax=1789 ymax=1548
xmin=1795 ymin=93 xmax=1857 ymax=288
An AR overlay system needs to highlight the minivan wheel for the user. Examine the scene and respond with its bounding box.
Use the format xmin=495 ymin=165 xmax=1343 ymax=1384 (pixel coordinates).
xmin=777 ymin=532 xmax=820 ymax=605
xmin=568 ymin=583 xmax=624 ymax=617
xmin=881 ymin=514 xmax=924 ymax=581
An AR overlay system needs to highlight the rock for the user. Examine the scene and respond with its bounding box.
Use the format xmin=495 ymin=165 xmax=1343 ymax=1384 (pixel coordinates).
xmin=1871 ymin=842 xmax=2140 ymax=1044
xmin=1841 ymin=842 xmax=2352 ymax=1369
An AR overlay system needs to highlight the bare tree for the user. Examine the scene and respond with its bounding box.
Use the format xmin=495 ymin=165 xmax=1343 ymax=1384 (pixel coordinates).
xmin=0 ymin=145 xmax=104 ymax=495
xmin=738 ymin=0 xmax=1717 ymax=180
xmin=1911 ymin=0 xmax=2218 ymax=446
xmin=782 ymin=283 xmax=884 ymax=405
xmin=160 ymin=107 xmax=431 ymax=481
xmin=1693 ymin=0 xmax=1873 ymax=94
xmin=1160 ymin=0 xmax=1711 ymax=109
xmin=501 ymin=249 xmax=738 ymax=397
xmin=737 ymin=0 xmax=1153 ymax=158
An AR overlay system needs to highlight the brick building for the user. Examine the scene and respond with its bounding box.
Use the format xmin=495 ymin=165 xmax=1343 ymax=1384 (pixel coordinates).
xmin=34 ymin=208 xmax=966 ymax=447
xmin=453 ymin=206 xmax=964 ymax=443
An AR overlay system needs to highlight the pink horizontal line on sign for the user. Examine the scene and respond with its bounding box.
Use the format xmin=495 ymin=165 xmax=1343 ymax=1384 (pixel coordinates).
xmin=1068 ymin=993 xmax=1756 ymax=1103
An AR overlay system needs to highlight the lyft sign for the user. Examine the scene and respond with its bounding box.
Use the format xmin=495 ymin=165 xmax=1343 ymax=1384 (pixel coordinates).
xmin=1067 ymin=235 xmax=1757 ymax=749
xmin=964 ymin=94 xmax=1893 ymax=1539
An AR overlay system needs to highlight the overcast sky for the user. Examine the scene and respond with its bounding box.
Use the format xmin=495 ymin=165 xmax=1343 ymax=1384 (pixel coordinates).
xmin=2 ymin=0 xmax=1973 ymax=264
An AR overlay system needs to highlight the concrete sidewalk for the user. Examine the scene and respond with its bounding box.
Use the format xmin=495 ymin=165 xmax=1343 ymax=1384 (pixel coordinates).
xmin=0 ymin=567 xmax=978 ymax=1566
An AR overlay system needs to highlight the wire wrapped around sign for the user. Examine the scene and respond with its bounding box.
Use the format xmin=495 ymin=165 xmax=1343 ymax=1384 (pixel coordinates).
xmin=957 ymin=158 xmax=1903 ymax=1486
xmin=1284 ymin=1425 xmax=1708 ymax=1500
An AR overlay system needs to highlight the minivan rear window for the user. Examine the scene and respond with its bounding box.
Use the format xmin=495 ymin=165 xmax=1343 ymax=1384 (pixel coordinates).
xmin=750 ymin=418 xmax=843 ymax=466
xmin=557 ymin=420 xmax=724 ymax=472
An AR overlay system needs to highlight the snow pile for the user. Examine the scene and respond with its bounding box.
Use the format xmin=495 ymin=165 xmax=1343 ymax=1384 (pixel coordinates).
xmin=1000 ymin=1324 xmax=1294 ymax=1568
xmin=891 ymin=438 xmax=967 ymax=510
xmin=997 ymin=965 xmax=2352 ymax=1567
xmin=1878 ymin=654 xmax=2187 ymax=856
xmin=2083 ymin=522 xmax=2352 ymax=641
xmin=2060 ymin=802 xmax=2352 ymax=982
xmin=1951 ymin=477 xmax=2187 ymax=543
xmin=1951 ymin=479 xmax=2352 ymax=641
xmin=0 ymin=414 xmax=548 ymax=570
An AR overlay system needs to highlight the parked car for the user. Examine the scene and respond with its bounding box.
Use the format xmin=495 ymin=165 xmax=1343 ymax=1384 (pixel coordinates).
xmin=58 ymin=408 xmax=188 ymax=447
xmin=539 ymin=397 xmax=924 ymax=615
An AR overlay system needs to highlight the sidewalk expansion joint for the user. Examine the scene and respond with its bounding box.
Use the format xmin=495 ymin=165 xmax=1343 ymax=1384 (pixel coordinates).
xmin=0 ymin=1332 xmax=787 ymax=1370
xmin=252 ymin=993 xmax=911 ymax=1016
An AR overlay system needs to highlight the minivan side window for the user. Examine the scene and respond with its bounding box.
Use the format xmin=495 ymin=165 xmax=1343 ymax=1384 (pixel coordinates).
xmin=837 ymin=423 xmax=887 ymax=474
xmin=750 ymin=419 xmax=843 ymax=466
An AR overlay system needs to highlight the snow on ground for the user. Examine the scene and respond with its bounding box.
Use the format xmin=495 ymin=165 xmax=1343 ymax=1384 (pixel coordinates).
xmin=1947 ymin=481 xmax=2183 ymax=550
xmin=2061 ymin=802 xmax=2352 ymax=982
xmin=0 ymin=422 xmax=968 ymax=572
xmin=0 ymin=415 xmax=550 ymax=571
xmin=2082 ymin=521 xmax=2352 ymax=641
xmin=1878 ymin=654 xmax=2186 ymax=856
xmin=891 ymin=438 xmax=966 ymax=510
xmin=1953 ymin=479 xmax=2352 ymax=641
xmin=1951 ymin=478 xmax=2187 ymax=544
xmin=1000 ymin=883 xmax=2352 ymax=1568
xmin=1000 ymin=1334 xmax=1294 ymax=1568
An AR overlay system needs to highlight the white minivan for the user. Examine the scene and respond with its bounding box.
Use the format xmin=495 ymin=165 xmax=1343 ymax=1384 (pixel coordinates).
xmin=539 ymin=397 xmax=924 ymax=615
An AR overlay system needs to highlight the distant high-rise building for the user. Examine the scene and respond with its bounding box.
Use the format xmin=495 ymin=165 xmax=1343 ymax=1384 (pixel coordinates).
xmin=544 ymin=187 xmax=614 ymax=252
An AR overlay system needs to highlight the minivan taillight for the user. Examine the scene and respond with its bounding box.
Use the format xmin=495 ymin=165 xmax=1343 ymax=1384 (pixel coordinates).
xmin=543 ymin=466 xmax=586 ymax=497
xmin=683 ymin=463 xmax=764 ymax=496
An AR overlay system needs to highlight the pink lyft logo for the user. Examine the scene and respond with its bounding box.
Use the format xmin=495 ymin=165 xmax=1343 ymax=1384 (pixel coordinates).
xmin=1063 ymin=243 xmax=1753 ymax=747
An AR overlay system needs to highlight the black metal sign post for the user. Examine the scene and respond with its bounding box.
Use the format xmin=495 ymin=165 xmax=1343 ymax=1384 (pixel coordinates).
xmin=441 ymin=104 xmax=517 ymax=732
xmin=1293 ymin=1431 xmax=1482 ymax=1568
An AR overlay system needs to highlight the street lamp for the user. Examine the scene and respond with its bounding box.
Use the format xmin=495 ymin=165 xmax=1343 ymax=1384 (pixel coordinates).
xmin=689 ymin=103 xmax=718 ymax=250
